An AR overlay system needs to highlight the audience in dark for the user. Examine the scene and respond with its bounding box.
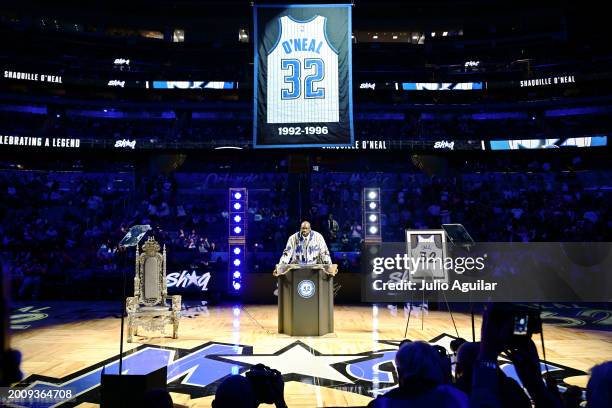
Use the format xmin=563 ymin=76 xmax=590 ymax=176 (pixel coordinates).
xmin=367 ymin=340 xmax=468 ymax=407
xmin=586 ymin=361 xmax=612 ymax=408
xmin=213 ymin=364 xmax=287 ymax=408
xmin=363 ymin=304 xmax=612 ymax=408
xmin=1 ymin=155 xmax=609 ymax=300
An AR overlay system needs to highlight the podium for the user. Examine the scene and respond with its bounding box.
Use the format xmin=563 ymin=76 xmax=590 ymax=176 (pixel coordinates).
xmin=275 ymin=264 xmax=337 ymax=336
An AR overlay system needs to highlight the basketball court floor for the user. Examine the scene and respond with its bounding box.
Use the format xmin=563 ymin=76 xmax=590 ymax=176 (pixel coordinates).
xmin=10 ymin=302 xmax=612 ymax=407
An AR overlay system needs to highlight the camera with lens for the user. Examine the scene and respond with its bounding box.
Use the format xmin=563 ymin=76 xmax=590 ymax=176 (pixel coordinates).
xmin=245 ymin=363 xmax=282 ymax=404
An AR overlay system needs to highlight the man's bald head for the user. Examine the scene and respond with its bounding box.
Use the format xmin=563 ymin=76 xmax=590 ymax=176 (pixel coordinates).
xmin=300 ymin=221 xmax=311 ymax=237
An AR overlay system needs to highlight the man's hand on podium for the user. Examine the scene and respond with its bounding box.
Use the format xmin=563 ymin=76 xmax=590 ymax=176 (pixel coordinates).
xmin=273 ymin=263 xmax=290 ymax=277
xmin=325 ymin=264 xmax=338 ymax=276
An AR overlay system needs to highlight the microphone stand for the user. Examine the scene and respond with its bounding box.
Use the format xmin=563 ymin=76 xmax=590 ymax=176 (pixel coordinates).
xmin=441 ymin=224 xmax=476 ymax=341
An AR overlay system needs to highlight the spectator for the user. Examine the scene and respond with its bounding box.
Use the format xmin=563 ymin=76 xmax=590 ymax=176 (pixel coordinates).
xmin=470 ymin=304 xmax=563 ymax=408
xmin=367 ymin=341 xmax=468 ymax=407
xmin=213 ymin=364 xmax=287 ymax=408
xmin=212 ymin=375 xmax=255 ymax=408
xmin=325 ymin=213 xmax=340 ymax=243
xmin=455 ymin=341 xmax=531 ymax=408
xmin=586 ymin=361 xmax=612 ymax=408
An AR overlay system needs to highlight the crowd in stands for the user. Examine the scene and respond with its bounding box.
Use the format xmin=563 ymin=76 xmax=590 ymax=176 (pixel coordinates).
xmin=311 ymin=165 xmax=610 ymax=247
xmin=0 ymin=169 xmax=134 ymax=300
xmin=0 ymin=167 xmax=290 ymax=300
xmin=1 ymin=153 xmax=610 ymax=300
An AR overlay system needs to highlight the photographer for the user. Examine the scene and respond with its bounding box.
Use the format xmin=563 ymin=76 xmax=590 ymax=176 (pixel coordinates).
xmin=455 ymin=341 xmax=531 ymax=408
xmin=213 ymin=363 xmax=287 ymax=408
xmin=367 ymin=341 xmax=468 ymax=407
xmin=470 ymin=304 xmax=562 ymax=408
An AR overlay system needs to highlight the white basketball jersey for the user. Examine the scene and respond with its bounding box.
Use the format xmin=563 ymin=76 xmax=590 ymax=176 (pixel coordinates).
xmin=412 ymin=235 xmax=445 ymax=280
xmin=266 ymin=15 xmax=339 ymax=124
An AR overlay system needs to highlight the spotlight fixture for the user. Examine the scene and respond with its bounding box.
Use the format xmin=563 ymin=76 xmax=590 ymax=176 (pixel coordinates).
xmin=229 ymin=188 xmax=246 ymax=293
xmin=363 ymin=187 xmax=382 ymax=243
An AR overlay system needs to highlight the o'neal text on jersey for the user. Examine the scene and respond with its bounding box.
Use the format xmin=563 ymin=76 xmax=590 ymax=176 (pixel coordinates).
xmin=282 ymin=38 xmax=324 ymax=54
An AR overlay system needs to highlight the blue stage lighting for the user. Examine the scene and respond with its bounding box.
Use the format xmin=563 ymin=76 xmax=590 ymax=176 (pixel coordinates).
xmin=228 ymin=188 xmax=246 ymax=295
xmin=363 ymin=188 xmax=381 ymax=242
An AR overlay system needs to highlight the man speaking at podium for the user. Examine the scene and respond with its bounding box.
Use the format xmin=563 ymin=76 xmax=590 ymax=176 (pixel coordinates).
xmin=278 ymin=221 xmax=331 ymax=265
xmin=274 ymin=221 xmax=337 ymax=336
xmin=278 ymin=221 xmax=332 ymax=266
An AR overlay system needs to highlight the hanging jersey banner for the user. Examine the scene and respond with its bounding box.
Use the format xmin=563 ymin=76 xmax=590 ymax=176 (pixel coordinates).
xmin=254 ymin=4 xmax=354 ymax=148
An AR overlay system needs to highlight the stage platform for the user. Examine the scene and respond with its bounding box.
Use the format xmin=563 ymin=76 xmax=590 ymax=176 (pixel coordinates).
xmin=10 ymin=302 xmax=612 ymax=407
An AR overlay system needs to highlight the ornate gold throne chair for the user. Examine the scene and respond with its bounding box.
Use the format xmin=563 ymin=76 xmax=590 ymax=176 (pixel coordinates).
xmin=126 ymin=237 xmax=181 ymax=342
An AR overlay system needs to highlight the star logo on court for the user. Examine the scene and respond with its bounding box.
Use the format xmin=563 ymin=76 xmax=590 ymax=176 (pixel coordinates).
xmin=213 ymin=341 xmax=362 ymax=383
xmin=13 ymin=337 xmax=589 ymax=403
xmin=186 ymin=271 xmax=200 ymax=286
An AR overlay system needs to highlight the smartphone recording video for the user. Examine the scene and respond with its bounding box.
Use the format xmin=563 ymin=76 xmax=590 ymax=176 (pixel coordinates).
xmin=513 ymin=314 xmax=529 ymax=336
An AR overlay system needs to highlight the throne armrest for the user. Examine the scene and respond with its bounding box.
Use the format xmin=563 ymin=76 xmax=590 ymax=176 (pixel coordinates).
xmin=126 ymin=296 xmax=138 ymax=314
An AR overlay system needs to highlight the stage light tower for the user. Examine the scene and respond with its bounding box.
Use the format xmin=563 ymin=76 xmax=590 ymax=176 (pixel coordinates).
xmin=363 ymin=188 xmax=381 ymax=243
xmin=229 ymin=188 xmax=247 ymax=293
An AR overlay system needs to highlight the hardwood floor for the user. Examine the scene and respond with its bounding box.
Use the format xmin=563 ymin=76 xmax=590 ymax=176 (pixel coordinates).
xmin=10 ymin=302 xmax=612 ymax=407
